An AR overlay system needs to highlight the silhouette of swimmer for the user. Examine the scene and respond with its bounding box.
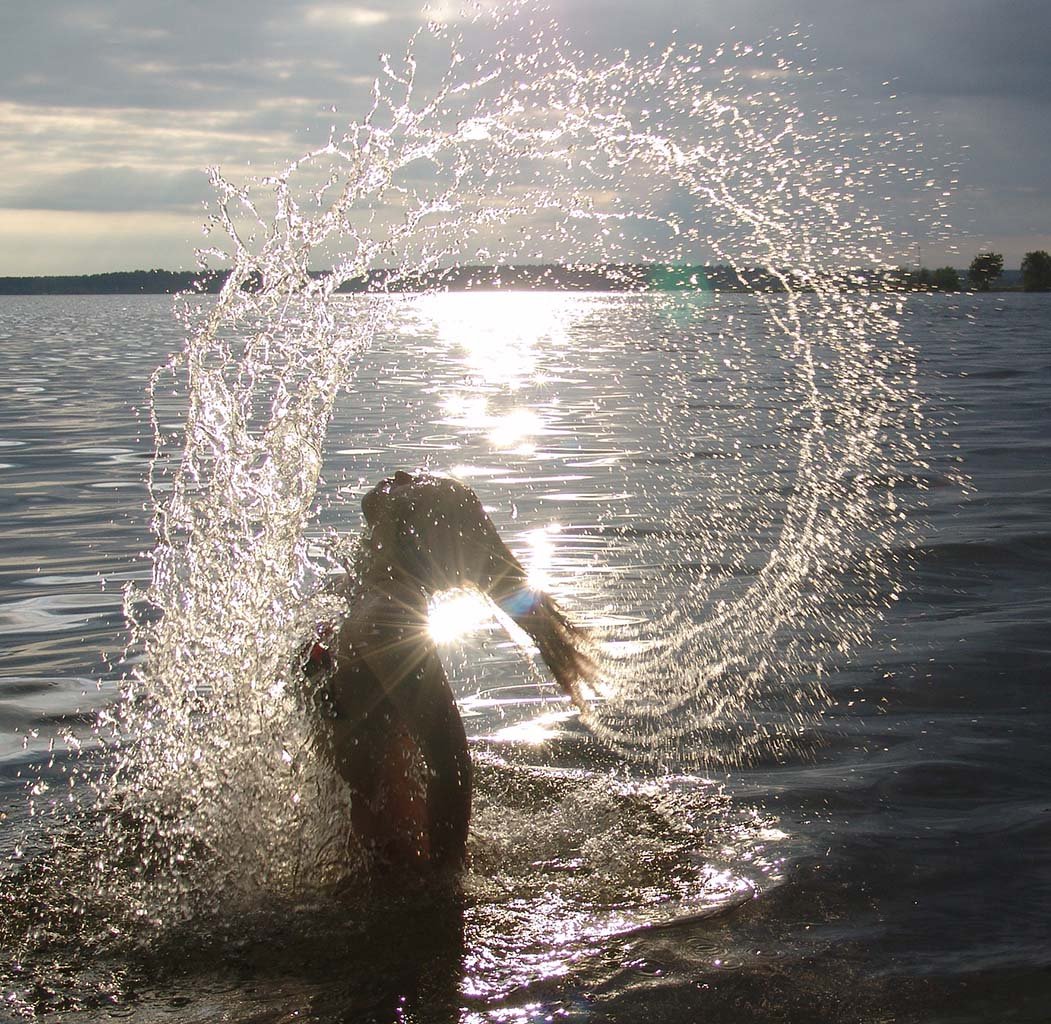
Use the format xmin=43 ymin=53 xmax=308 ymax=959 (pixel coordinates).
xmin=306 ymin=471 xmax=594 ymax=872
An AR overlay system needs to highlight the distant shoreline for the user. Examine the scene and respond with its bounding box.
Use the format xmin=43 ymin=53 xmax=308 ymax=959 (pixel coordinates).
xmin=0 ymin=264 xmax=1029 ymax=296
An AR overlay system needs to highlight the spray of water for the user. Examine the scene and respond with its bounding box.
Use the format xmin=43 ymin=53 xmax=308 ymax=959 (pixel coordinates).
xmin=3 ymin=10 xmax=943 ymax=1011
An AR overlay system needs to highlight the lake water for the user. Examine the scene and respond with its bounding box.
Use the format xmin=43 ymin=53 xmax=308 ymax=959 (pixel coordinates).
xmin=0 ymin=291 xmax=1049 ymax=1023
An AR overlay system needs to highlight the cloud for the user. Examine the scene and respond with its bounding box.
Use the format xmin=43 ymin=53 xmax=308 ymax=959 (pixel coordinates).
xmin=304 ymin=5 xmax=393 ymax=28
xmin=0 ymin=0 xmax=1048 ymax=270
xmin=0 ymin=0 xmax=411 ymax=112
xmin=0 ymin=165 xmax=210 ymax=213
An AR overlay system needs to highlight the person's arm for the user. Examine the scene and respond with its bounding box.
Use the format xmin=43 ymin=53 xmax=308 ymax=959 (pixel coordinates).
xmin=479 ymin=526 xmax=596 ymax=710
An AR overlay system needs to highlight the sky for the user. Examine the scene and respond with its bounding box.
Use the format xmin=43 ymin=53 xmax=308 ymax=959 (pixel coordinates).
xmin=1 ymin=0 xmax=1048 ymax=276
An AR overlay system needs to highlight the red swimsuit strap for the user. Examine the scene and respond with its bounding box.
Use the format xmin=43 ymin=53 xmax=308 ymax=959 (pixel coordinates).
xmin=304 ymin=621 xmax=336 ymax=673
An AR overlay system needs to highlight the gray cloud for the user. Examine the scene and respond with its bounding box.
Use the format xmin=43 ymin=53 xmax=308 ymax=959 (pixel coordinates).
xmin=0 ymin=0 xmax=414 ymax=111
xmin=551 ymin=0 xmax=1051 ymax=104
xmin=0 ymin=165 xmax=210 ymax=212
xmin=0 ymin=0 xmax=1048 ymax=270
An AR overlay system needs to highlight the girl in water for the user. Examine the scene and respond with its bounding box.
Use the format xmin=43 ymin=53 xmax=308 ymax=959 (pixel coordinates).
xmin=306 ymin=471 xmax=594 ymax=873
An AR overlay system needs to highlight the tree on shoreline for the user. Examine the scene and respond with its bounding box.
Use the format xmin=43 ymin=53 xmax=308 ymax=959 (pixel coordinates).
xmin=931 ymin=266 xmax=960 ymax=290
xmin=1021 ymin=250 xmax=1051 ymax=291
xmin=968 ymin=252 xmax=1003 ymax=291
xmin=894 ymin=265 xmax=960 ymax=291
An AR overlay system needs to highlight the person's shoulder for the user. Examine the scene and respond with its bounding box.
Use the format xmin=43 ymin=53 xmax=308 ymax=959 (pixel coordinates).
xmin=337 ymin=589 xmax=427 ymax=650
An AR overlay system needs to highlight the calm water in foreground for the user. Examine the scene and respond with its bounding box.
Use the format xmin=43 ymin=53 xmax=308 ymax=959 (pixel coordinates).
xmin=0 ymin=292 xmax=1049 ymax=1022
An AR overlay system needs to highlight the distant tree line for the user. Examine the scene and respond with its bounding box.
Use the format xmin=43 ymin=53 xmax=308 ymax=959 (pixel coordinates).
xmin=0 ymin=268 xmax=226 ymax=295
xmin=894 ymin=266 xmax=961 ymax=291
xmin=966 ymin=250 xmax=1051 ymax=292
xmin=2 ymin=257 xmax=1050 ymax=296
xmin=0 ymin=264 xmax=830 ymax=296
xmin=894 ymin=251 xmax=1051 ymax=292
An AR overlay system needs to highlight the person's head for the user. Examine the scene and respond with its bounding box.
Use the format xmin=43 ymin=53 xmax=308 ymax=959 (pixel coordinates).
xmin=360 ymin=470 xmax=594 ymax=709
xmin=361 ymin=470 xmax=518 ymax=594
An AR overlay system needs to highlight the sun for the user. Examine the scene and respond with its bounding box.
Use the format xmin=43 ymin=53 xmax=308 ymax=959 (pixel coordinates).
xmin=427 ymin=588 xmax=495 ymax=645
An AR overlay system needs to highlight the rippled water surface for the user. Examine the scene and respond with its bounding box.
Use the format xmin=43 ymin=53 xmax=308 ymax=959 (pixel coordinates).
xmin=1 ymin=292 xmax=1049 ymax=1023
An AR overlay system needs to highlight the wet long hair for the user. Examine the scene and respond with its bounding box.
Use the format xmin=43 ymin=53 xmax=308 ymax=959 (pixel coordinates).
xmin=358 ymin=471 xmax=595 ymax=708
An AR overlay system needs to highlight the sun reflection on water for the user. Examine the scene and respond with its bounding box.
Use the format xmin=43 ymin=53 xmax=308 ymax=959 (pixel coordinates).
xmin=490 ymin=709 xmax=577 ymax=745
xmin=488 ymin=407 xmax=545 ymax=450
xmin=418 ymin=292 xmax=596 ymax=464
xmin=523 ymin=522 xmax=561 ymax=592
xmin=412 ymin=291 xmax=593 ymax=386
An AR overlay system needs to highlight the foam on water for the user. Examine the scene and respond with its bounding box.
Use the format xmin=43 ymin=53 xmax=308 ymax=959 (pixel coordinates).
xmin=2 ymin=9 xmax=943 ymax=1014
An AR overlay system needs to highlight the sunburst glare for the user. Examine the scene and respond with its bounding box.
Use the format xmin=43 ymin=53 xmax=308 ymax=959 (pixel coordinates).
xmin=428 ymin=587 xmax=496 ymax=645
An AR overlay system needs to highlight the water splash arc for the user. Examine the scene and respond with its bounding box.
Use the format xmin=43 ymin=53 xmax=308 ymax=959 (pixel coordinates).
xmin=124 ymin=22 xmax=930 ymax=835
